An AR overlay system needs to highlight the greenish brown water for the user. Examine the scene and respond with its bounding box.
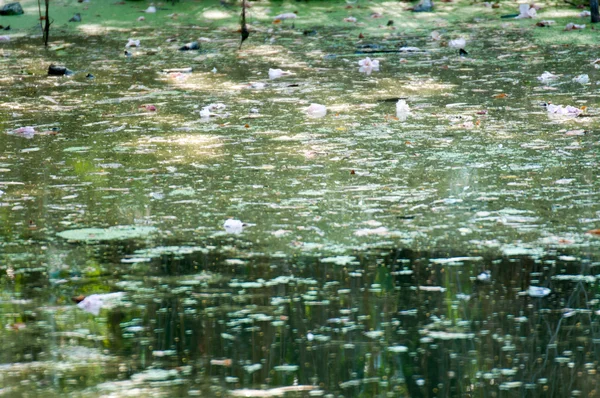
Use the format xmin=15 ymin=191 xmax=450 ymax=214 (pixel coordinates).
xmin=1 ymin=1 xmax=600 ymax=397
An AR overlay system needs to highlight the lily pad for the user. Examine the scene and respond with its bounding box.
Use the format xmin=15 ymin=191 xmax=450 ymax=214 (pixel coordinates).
xmin=57 ymin=226 xmax=157 ymax=242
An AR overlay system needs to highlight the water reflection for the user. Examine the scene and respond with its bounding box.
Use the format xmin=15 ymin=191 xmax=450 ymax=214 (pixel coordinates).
xmin=3 ymin=243 xmax=599 ymax=397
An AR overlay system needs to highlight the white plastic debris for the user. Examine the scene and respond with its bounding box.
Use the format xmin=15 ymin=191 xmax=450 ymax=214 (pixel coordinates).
xmin=448 ymin=38 xmax=466 ymax=49
xmin=516 ymin=4 xmax=536 ymax=19
xmin=572 ymin=74 xmax=589 ymax=84
xmin=77 ymin=295 xmax=104 ymax=315
xmin=537 ymin=71 xmax=558 ymax=83
xmin=419 ymin=286 xmax=447 ymax=292
xmin=565 ymin=23 xmax=585 ymax=30
xmin=0 ymin=35 xmax=10 ymax=42
xmin=546 ymin=103 xmax=582 ymax=118
xmin=77 ymin=292 xmax=126 ymax=316
xmin=537 ymin=20 xmax=555 ymax=26
xmin=430 ymin=30 xmax=441 ymax=41
xmin=224 ymin=219 xmax=246 ymax=234
xmin=477 ymin=270 xmax=491 ymax=282
xmin=268 ymin=68 xmax=292 ymax=79
xmin=145 ymin=6 xmax=157 ymax=13
xmin=11 ymin=126 xmax=36 ymax=138
xmin=302 ymin=103 xmax=327 ymax=118
xmin=527 ymin=286 xmax=551 ymax=298
xmin=358 ymin=57 xmax=379 ymax=75
xmin=579 ymin=11 xmax=591 ymax=17
xmin=199 ymin=103 xmax=226 ymax=118
xmin=396 ymin=99 xmax=411 ymax=121
xmin=274 ymin=13 xmax=297 ymax=20
xmin=211 ymin=67 xmax=217 ymax=73
xmin=125 ymin=38 xmax=140 ymax=48
xmin=344 ymin=16 xmax=357 ymax=23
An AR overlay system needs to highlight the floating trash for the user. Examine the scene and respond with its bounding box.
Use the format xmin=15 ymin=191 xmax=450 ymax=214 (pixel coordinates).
xmin=477 ymin=270 xmax=492 ymax=282
xmin=537 ymin=71 xmax=558 ymax=83
xmin=179 ymin=41 xmax=200 ymax=51
xmin=48 ymin=64 xmax=73 ymax=76
xmin=527 ymin=286 xmax=551 ymax=298
xmin=273 ymin=13 xmax=297 ymax=20
xmin=500 ymin=381 xmax=523 ymax=390
xmin=387 ymin=345 xmax=408 ymax=353
xmin=68 ymin=13 xmax=81 ymax=22
xmin=200 ymin=103 xmax=226 ymax=118
xmin=268 ymin=68 xmax=293 ymax=79
xmin=125 ymin=38 xmax=140 ymax=48
xmin=320 ymin=255 xmax=356 ymax=265
xmin=224 ymin=219 xmax=247 ymax=234
xmin=396 ymin=100 xmax=411 ymax=121
xmin=210 ymin=359 xmax=232 ymax=367
xmin=419 ymin=286 xmax=447 ymax=292
xmin=302 ymin=103 xmax=327 ymax=118
xmin=546 ymin=104 xmax=583 ymax=118
xmin=572 ymin=74 xmax=589 ymax=84
xmin=565 ymin=22 xmax=585 ymax=30
xmin=10 ymin=126 xmax=36 ymax=138
xmin=74 ymin=292 xmax=125 ymax=316
xmin=515 ymin=4 xmax=536 ymax=19
xmin=364 ymin=330 xmax=384 ymax=339
xmin=273 ymin=365 xmax=299 ymax=372
xmin=449 ymin=38 xmax=466 ymax=49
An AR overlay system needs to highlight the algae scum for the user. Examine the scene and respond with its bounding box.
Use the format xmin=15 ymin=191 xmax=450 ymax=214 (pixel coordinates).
xmin=1 ymin=0 xmax=600 ymax=396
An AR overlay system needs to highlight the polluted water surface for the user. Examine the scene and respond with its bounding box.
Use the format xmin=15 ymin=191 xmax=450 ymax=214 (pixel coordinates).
xmin=0 ymin=0 xmax=600 ymax=396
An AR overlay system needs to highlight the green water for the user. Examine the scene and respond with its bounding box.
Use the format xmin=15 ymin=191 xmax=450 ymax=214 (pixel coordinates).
xmin=1 ymin=0 xmax=600 ymax=396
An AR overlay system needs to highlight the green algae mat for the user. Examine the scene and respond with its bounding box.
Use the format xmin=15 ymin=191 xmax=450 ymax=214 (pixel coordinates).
xmin=1 ymin=0 xmax=600 ymax=396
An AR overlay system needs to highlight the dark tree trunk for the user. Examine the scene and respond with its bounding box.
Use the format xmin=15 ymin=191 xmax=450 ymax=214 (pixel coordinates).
xmin=44 ymin=0 xmax=50 ymax=47
xmin=592 ymin=0 xmax=600 ymax=23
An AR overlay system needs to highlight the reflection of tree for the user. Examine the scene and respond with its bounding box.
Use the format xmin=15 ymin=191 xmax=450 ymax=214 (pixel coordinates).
xmin=4 ymin=241 xmax=600 ymax=396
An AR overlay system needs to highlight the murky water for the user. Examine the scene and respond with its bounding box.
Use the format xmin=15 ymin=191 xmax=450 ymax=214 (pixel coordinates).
xmin=1 ymin=7 xmax=600 ymax=397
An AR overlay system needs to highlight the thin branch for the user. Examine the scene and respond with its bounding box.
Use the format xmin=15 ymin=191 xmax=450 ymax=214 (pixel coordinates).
xmin=239 ymin=0 xmax=249 ymax=48
xmin=43 ymin=0 xmax=50 ymax=47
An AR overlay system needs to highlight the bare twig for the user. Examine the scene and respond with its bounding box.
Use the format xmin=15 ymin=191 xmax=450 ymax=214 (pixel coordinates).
xmin=38 ymin=0 xmax=51 ymax=46
xmin=43 ymin=0 xmax=50 ymax=47
xmin=240 ymin=0 xmax=249 ymax=48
